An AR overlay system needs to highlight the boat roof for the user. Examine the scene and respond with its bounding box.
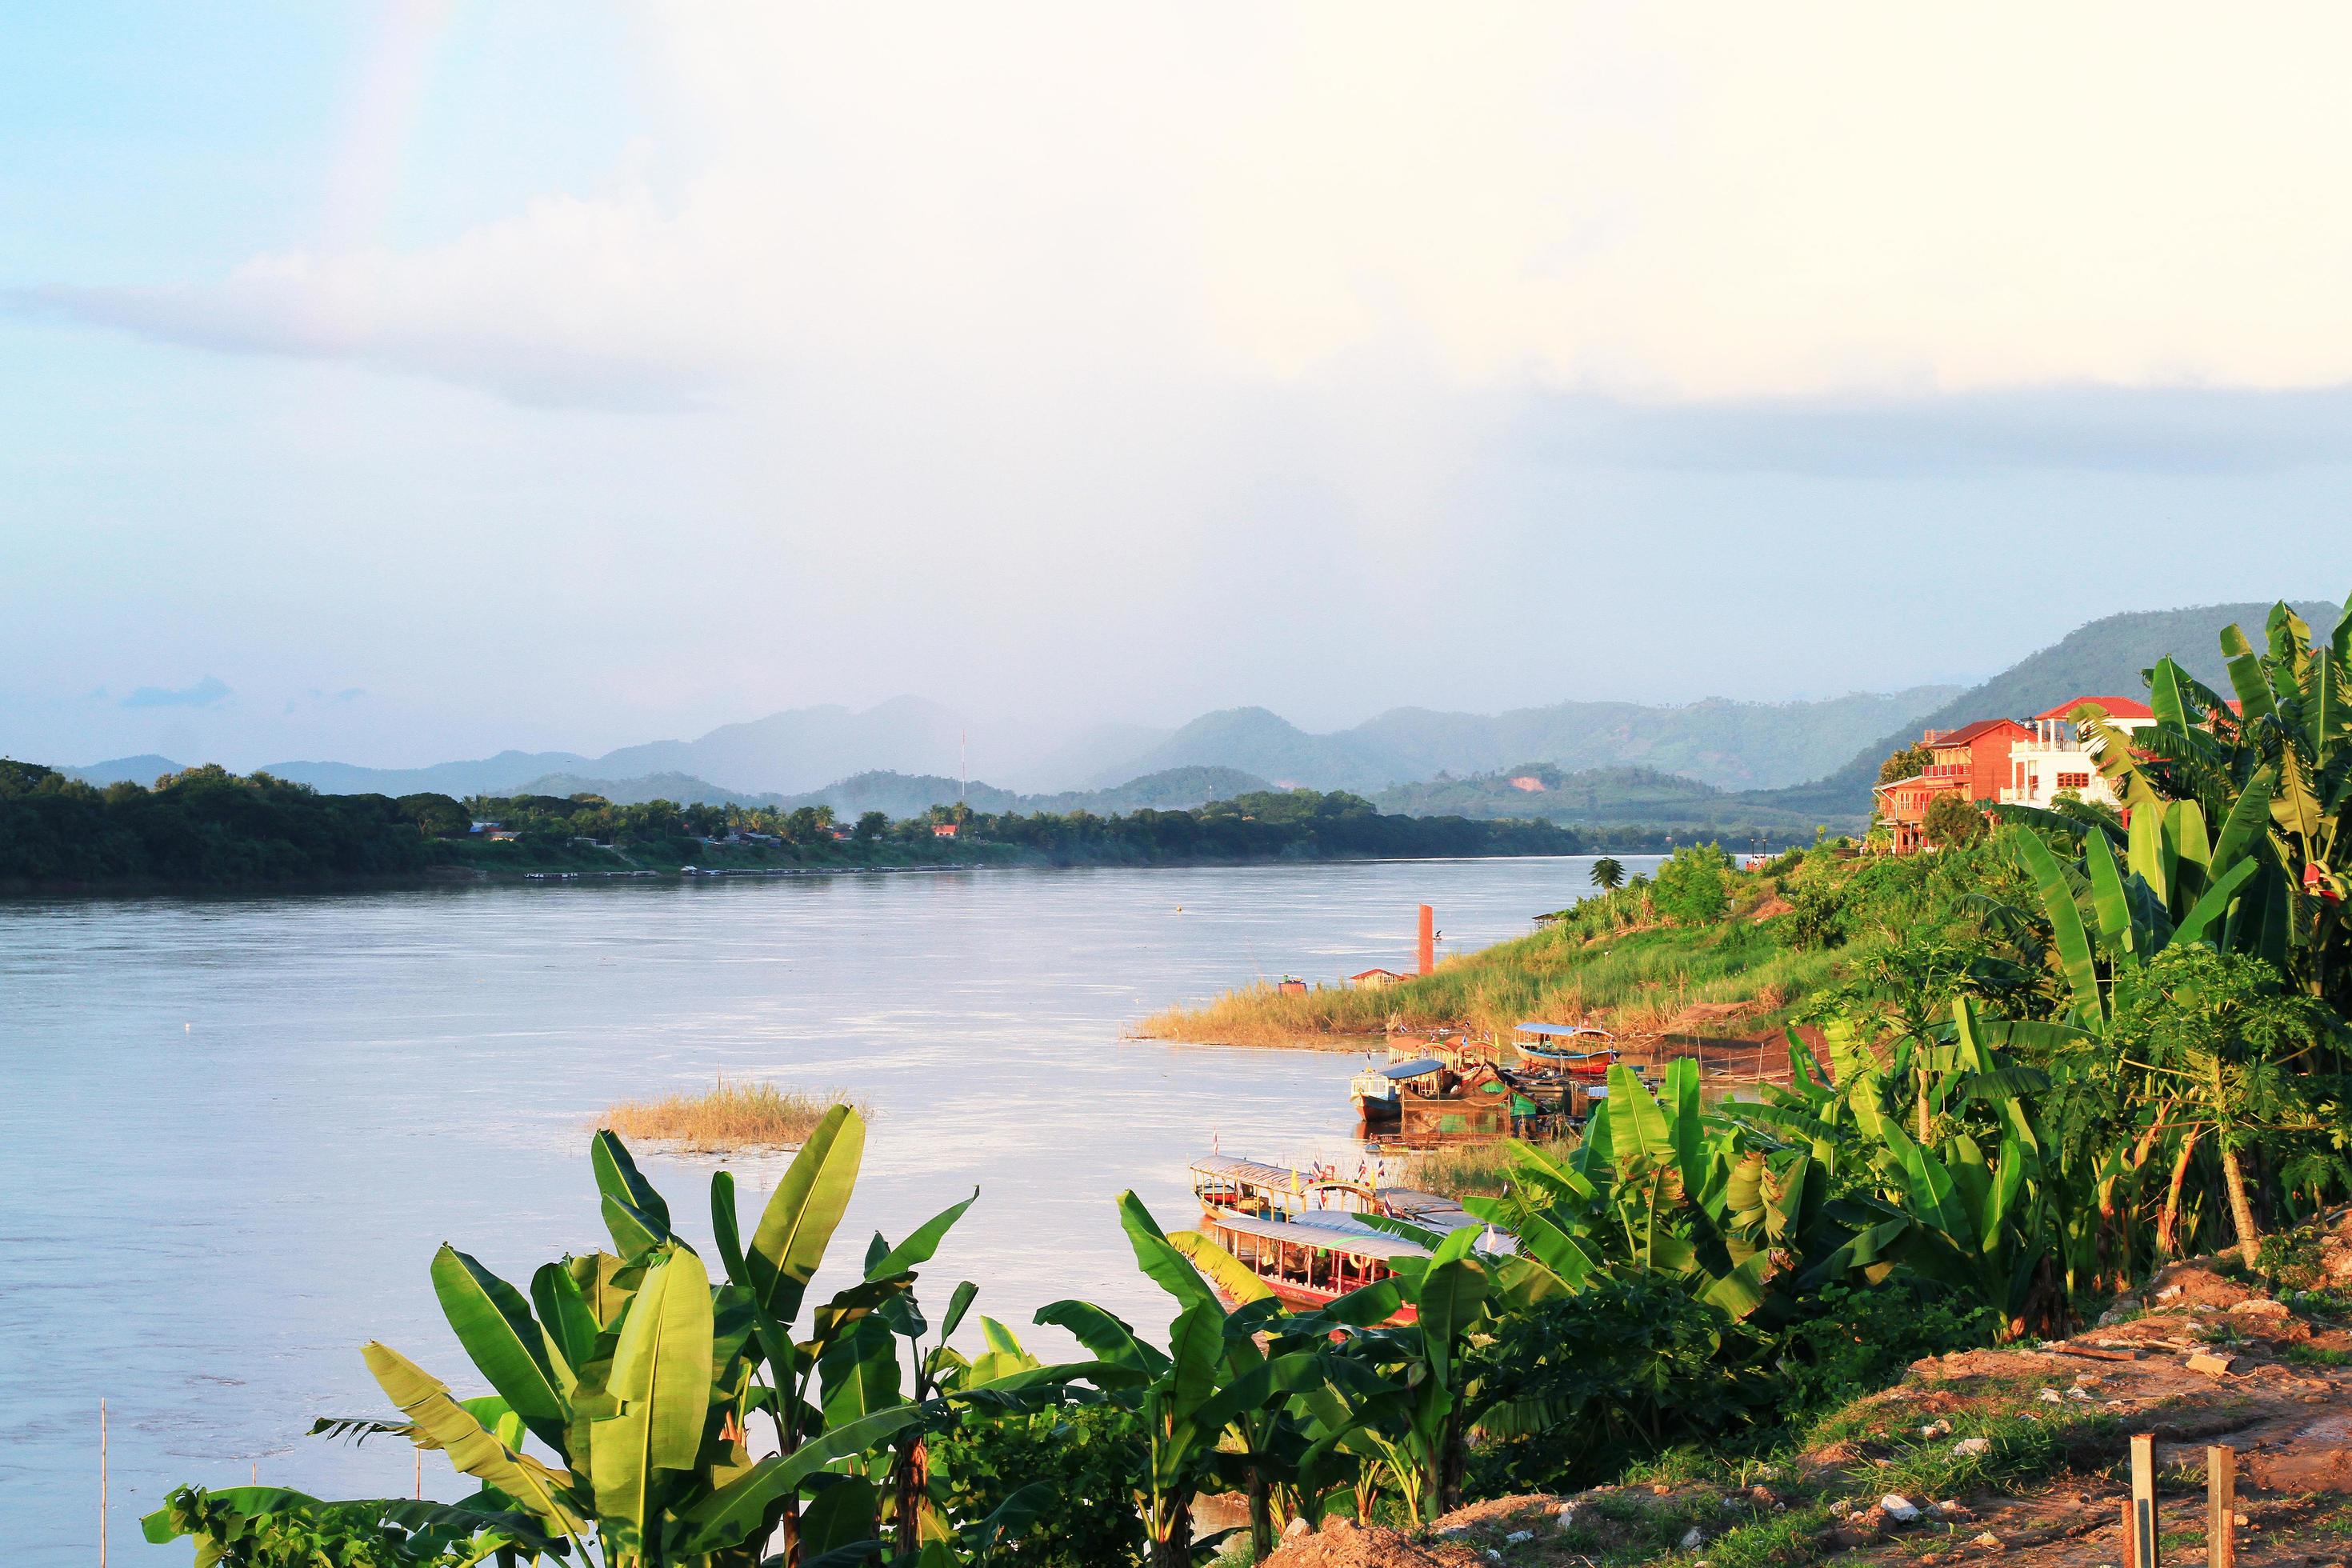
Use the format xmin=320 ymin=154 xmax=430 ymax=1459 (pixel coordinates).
xmin=1514 ymin=1022 xmax=1614 ymax=1040
xmin=1189 ymin=1157 xmax=1301 ymax=1189
xmin=1378 ymin=1057 xmax=1446 ymax=1079
xmin=1202 ymin=1210 xmax=1432 ymax=1262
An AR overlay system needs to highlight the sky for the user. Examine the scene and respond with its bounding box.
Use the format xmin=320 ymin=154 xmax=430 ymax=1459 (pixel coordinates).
xmin=9 ymin=2 xmax=2352 ymax=770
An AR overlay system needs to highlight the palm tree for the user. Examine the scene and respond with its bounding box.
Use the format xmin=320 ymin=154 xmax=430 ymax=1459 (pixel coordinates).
xmin=1590 ymin=857 xmax=1625 ymax=890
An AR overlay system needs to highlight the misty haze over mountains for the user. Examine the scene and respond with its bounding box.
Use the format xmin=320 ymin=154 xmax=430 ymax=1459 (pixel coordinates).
xmin=58 ymin=603 xmax=2344 ymax=827
xmin=67 ymin=688 xmax=1958 ymax=803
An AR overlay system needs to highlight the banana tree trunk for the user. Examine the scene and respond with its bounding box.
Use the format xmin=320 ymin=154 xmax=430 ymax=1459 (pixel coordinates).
xmin=1247 ymin=1463 xmax=1274 ymax=1561
xmin=894 ymin=1434 xmax=930 ymax=1559
xmin=2221 ymin=1141 xmax=2262 ymax=1270
xmin=1149 ymin=1503 xmax=1194 ymax=1568
xmin=1440 ymin=1407 xmax=1466 ymax=1515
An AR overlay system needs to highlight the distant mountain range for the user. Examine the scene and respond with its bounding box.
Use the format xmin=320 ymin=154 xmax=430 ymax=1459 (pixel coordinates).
xmin=59 ymin=600 xmax=2338 ymax=832
xmin=72 ymin=686 xmax=1960 ymax=803
xmin=1106 ymin=689 xmax=1962 ymax=794
xmin=510 ymin=765 xmax=1274 ymax=818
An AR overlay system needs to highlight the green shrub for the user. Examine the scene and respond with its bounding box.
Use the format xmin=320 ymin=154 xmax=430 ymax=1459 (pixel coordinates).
xmin=931 ymin=1400 xmax=1148 ymax=1568
xmin=1776 ymin=1282 xmax=2000 ymax=1416
xmin=1652 ymin=843 xmax=1732 ymax=926
xmin=1465 ymin=1275 xmax=1778 ymax=1495
xmin=1783 ymin=877 xmax=1852 ymax=950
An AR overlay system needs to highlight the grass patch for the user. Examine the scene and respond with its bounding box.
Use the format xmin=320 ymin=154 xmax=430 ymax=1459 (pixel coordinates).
xmin=1136 ymin=914 xmax=1838 ymax=1048
xmin=2284 ymin=1342 xmax=2352 ymax=1366
xmin=599 ymin=1079 xmax=861 ymax=1152
xmin=1402 ymin=1134 xmax=1579 ymax=1198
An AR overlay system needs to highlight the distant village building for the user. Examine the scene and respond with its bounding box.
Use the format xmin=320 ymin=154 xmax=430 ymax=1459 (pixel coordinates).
xmin=1998 ymin=696 xmax=2154 ymax=811
xmin=1873 ymin=718 xmax=2030 ymax=856
xmin=930 ymin=822 xmax=960 ymax=838
xmin=1350 ymin=967 xmax=1406 ymax=990
xmin=1507 ymin=775 xmax=1547 ymax=793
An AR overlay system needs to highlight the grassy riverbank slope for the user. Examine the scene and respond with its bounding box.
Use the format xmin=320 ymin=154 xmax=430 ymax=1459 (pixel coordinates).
xmin=1135 ymin=839 xmax=2003 ymax=1051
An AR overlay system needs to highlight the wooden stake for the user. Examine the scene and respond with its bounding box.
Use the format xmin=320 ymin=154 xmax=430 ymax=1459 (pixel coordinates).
xmin=2131 ymin=1433 xmax=2158 ymax=1568
xmin=2206 ymin=1445 xmax=2236 ymax=1568
xmin=2124 ymin=1498 xmax=2138 ymax=1568
xmin=99 ymin=1400 xmax=108 ymax=1568
xmin=416 ymin=1446 xmax=423 ymax=1500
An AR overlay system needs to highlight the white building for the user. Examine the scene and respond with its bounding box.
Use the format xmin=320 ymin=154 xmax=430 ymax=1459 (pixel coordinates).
xmin=1998 ymin=696 xmax=2154 ymax=810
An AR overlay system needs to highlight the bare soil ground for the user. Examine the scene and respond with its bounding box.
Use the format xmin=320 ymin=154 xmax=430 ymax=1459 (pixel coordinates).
xmin=1260 ymin=1219 xmax=2352 ymax=1568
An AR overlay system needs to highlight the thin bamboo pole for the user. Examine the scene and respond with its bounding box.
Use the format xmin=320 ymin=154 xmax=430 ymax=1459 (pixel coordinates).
xmin=2207 ymin=1445 xmax=2236 ymax=1568
xmin=99 ymin=1400 xmax=107 ymax=1568
xmin=2131 ymin=1433 xmax=2158 ymax=1568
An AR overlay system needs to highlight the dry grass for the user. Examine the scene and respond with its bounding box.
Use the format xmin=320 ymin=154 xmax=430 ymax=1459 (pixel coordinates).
xmin=1135 ymin=917 xmax=1836 ymax=1050
xmin=599 ymin=1078 xmax=862 ymax=1152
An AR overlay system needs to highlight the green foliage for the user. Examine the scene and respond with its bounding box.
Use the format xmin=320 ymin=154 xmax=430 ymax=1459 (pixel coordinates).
xmin=1590 ymin=855 xmax=1626 ymax=890
xmin=1782 ymin=875 xmax=1850 ymax=950
xmin=1921 ymin=792 xmax=1986 ymax=847
xmin=142 ymin=1486 xmax=558 ymax=1567
xmin=931 ymin=1402 xmax=1148 ymax=1568
xmin=0 ymin=762 xmax=436 ymax=884
xmin=146 ymin=1110 xmax=1100 ymax=1567
xmin=1651 ymin=842 xmax=1732 ymax=925
xmin=1773 ymin=1282 xmax=1999 ymax=1416
xmin=1464 ymin=1275 xmax=1775 ymax=1495
xmin=1878 ymin=743 xmax=1933 ymax=785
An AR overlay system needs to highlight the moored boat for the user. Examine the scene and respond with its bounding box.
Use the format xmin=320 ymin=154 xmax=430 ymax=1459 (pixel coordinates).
xmin=1186 ymin=1155 xmax=1504 ymax=1318
xmin=1510 ymin=1020 xmax=1618 ymax=1076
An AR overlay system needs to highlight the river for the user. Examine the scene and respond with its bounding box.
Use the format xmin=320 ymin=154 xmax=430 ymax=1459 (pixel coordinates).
xmin=0 ymin=855 xmax=1644 ymax=1559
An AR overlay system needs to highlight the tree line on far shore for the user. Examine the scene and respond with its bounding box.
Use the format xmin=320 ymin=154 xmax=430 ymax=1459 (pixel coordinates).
xmin=0 ymin=762 xmax=1611 ymax=888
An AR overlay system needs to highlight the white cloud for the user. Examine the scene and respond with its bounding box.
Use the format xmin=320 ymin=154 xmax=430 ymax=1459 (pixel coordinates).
xmin=30 ymin=2 xmax=2352 ymax=407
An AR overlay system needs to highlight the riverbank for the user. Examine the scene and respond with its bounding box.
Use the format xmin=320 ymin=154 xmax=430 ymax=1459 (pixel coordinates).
xmin=1135 ymin=855 xmax=1838 ymax=1053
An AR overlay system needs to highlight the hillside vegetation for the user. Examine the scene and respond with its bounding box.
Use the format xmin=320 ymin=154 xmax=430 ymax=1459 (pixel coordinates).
xmin=1372 ymin=763 xmax=1834 ymax=838
xmin=1138 ymin=842 xmax=1914 ymax=1050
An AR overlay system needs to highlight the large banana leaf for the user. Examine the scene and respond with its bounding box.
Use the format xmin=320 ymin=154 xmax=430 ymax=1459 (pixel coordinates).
xmin=1031 ymin=1299 xmax=1170 ymax=1375
xmin=592 ymin=1243 xmax=714 ymax=1530
xmin=590 ymin=1130 xmax=672 ymax=1258
xmin=361 ymin=1342 xmax=584 ymax=1537
xmin=530 ymin=1261 xmax=602 ymax=1373
xmin=1117 ymin=1190 xmax=1220 ymax=1312
xmin=1166 ymin=1228 xmax=1278 ymax=1303
xmin=746 ymin=1104 xmax=866 ymax=1326
xmin=430 ymin=1246 xmax=573 ymax=1454
xmin=2222 ymin=624 xmax=2277 ymax=721
xmin=865 ymin=1188 xmax=978 ymax=1280
xmin=2014 ymin=829 xmax=2101 ymax=1018
xmin=1410 ymin=1256 xmax=1488 ymax=1386
xmin=2085 ymin=830 xmax=2133 ymax=954
xmin=2174 ymin=854 xmax=2258 ymax=947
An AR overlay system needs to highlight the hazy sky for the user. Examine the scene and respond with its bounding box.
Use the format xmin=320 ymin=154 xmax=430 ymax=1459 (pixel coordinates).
xmin=10 ymin=3 xmax=2352 ymax=769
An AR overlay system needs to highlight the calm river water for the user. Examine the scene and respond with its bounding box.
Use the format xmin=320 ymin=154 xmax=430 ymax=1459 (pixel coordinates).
xmin=0 ymin=855 xmax=1642 ymax=1559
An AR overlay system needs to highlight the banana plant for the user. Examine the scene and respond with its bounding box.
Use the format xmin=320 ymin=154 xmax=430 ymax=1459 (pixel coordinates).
xmin=1038 ymin=1192 xmax=1392 ymax=1567
xmin=2058 ymin=599 xmax=2352 ymax=1002
xmin=155 ymin=1111 xmax=962 ymax=1568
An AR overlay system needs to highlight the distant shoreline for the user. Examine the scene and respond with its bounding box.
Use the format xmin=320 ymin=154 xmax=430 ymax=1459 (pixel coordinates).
xmin=0 ymin=844 xmax=1608 ymax=900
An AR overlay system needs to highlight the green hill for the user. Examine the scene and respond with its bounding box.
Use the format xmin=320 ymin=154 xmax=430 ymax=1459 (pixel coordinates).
xmin=1759 ymin=599 xmax=2344 ymax=819
xmin=1374 ymin=763 xmax=1830 ymax=838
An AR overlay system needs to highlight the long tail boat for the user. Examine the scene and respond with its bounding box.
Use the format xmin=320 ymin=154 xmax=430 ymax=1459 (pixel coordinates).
xmin=1510 ymin=1021 xmax=1619 ymax=1076
xmin=1186 ymin=1156 xmax=1502 ymax=1319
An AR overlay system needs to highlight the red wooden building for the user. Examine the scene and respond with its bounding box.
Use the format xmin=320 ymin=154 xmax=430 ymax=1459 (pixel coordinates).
xmin=1873 ymin=717 xmax=2031 ymax=855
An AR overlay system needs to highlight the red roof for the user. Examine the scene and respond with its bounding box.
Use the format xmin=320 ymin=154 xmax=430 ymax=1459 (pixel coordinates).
xmin=1927 ymin=718 xmax=2027 ymax=750
xmin=2033 ymin=695 xmax=2154 ymax=722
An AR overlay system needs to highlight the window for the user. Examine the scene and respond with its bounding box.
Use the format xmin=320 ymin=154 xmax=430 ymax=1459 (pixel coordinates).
xmin=2057 ymin=771 xmax=2091 ymax=790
